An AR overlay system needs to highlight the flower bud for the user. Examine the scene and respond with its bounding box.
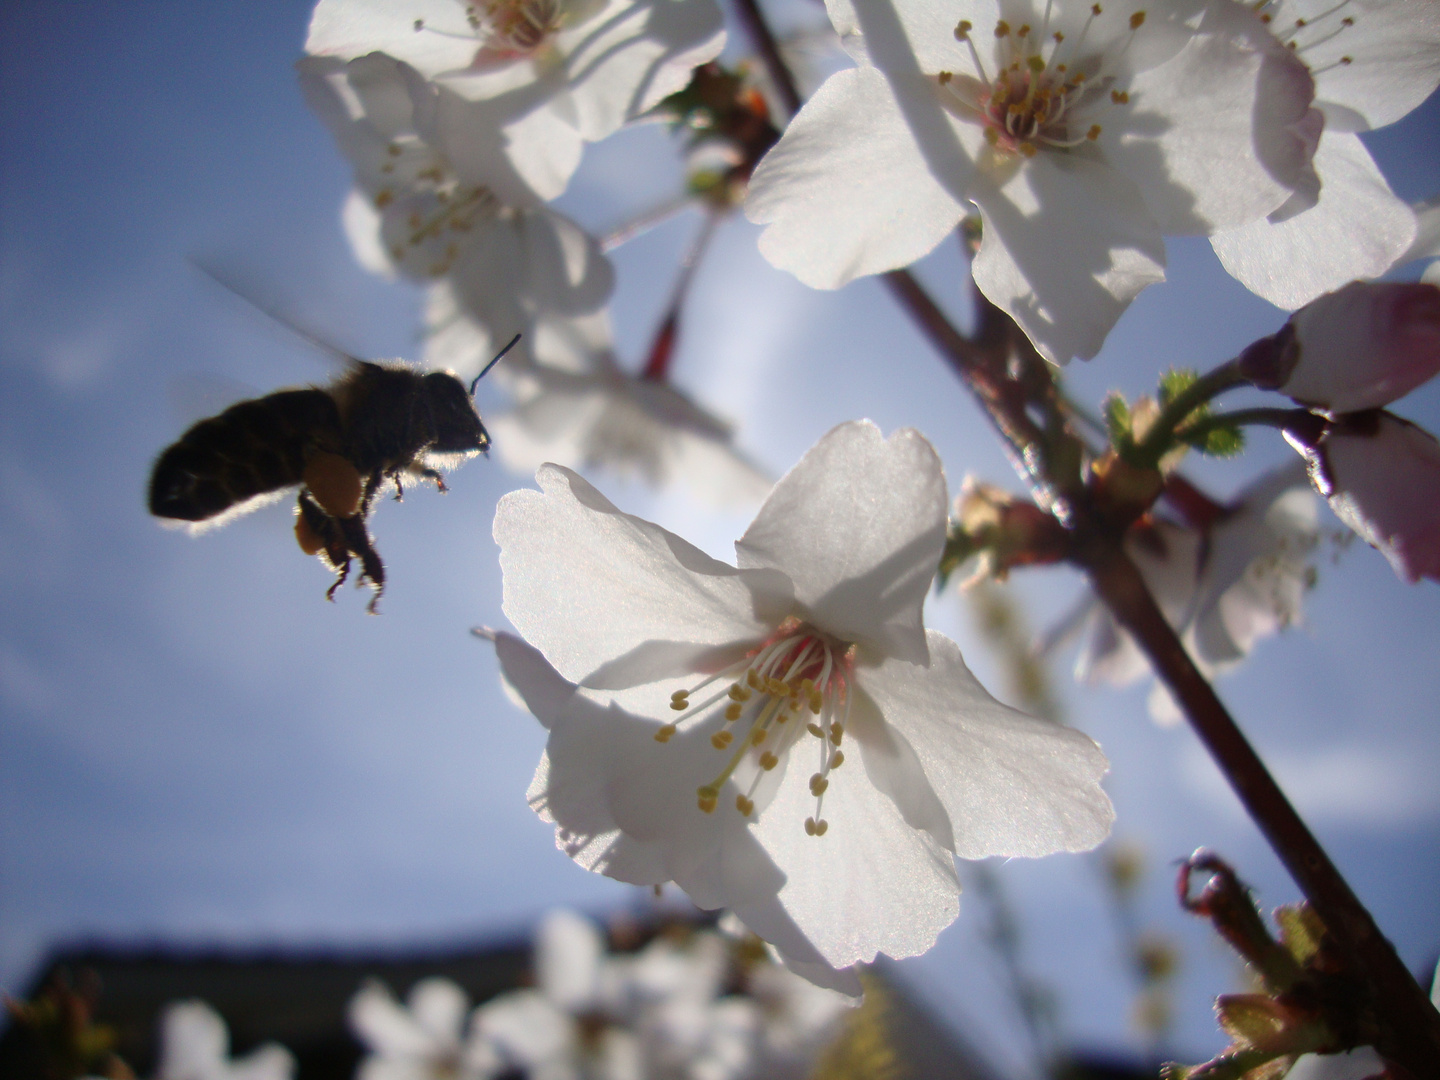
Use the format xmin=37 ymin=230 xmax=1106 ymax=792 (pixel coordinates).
xmin=1259 ymin=281 xmax=1440 ymax=414
xmin=1290 ymin=412 xmax=1440 ymax=584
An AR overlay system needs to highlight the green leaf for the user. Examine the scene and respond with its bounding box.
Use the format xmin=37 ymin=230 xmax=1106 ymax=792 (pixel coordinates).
xmin=1186 ymin=422 xmax=1245 ymax=458
xmin=1160 ymin=367 xmax=1199 ymax=407
xmin=1104 ymin=392 xmax=1132 ymax=449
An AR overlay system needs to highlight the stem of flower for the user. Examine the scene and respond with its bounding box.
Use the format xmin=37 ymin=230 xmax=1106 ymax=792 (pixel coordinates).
xmin=1134 ymin=358 xmax=1249 ymax=464
xmin=729 ymin=0 xmax=802 ymax=116
xmin=1173 ymin=405 xmax=1310 ymax=445
xmin=1074 ymin=537 xmax=1440 ymax=1076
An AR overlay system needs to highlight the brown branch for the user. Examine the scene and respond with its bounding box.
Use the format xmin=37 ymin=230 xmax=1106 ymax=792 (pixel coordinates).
xmin=1074 ymin=538 xmax=1440 ymax=1076
xmin=729 ymin=0 xmax=802 ymax=116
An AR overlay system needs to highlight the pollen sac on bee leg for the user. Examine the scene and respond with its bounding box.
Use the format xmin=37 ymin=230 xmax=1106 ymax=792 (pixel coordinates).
xmin=303 ymin=450 xmax=364 ymax=518
xmin=295 ymin=491 xmax=387 ymax=613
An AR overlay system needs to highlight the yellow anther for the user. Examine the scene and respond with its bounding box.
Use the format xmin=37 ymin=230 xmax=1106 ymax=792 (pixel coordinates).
xmin=809 ymin=691 xmax=823 ymax=713
xmin=830 ymin=750 xmax=845 ymax=769
xmin=938 ymin=70 xmax=953 ymax=84
xmin=809 ymin=774 xmax=829 ymax=796
xmin=746 ymin=669 xmax=761 ymax=688
xmin=1087 ymin=124 xmax=1102 ymax=140
xmin=995 ymin=20 xmax=1011 ymax=36
xmin=829 ymin=723 xmax=844 ymax=746
xmin=760 ymin=752 xmax=779 ymax=770
xmin=1053 ymin=31 xmax=1064 ymax=42
xmin=697 ymin=785 xmax=718 ymax=813
xmin=735 ymin=794 xmax=755 ymax=817
xmin=671 ymin=698 xmax=688 ymax=712
xmin=1091 ymin=3 xmax=1102 ymax=15
xmin=387 ymin=143 xmax=403 ymax=156
xmin=985 ymin=128 xmax=1001 ymax=146
xmin=814 ymin=819 xmax=829 ymax=836
xmin=1129 ymin=10 xmax=1145 ymax=29
xmin=807 ymin=722 xmax=824 ymax=739
xmin=1339 ymin=55 xmax=1352 ymax=64
xmin=374 ymin=189 xmax=394 ymax=208
xmin=671 ymin=689 xmax=689 ymax=703
xmin=1028 ymin=55 xmax=1046 ymax=72
xmin=729 ymin=684 xmax=750 ymax=702
xmin=766 ymin=677 xmax=788 ymax=697
xmin=654 ymin=724 xmax=677 ymax=743
xmin=698 ymin=796 xmax=717 ymax=813
xmin=800 ymin=678 xmax=816 ymax=694
xmin=805 ymin=817 xmax=817 ymax=836
xmin=725 ymin=702 xmax=743 ymax=722
xmin=1019 ymin=143 xmax=1038 ymax=157
xmin=954 ymin=19 xmax=972 ymax=39
xmin=751 ymin=727 xmax=768 ymax=746
xmin=1111 ymin=90 xmax=1129 ymax=104
xmin=712 ymin=730 xmax=733 ymax=749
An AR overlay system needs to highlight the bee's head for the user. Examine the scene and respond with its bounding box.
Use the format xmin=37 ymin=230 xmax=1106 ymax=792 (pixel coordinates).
xmin=421 ymin=372 xmax=490 ymax=453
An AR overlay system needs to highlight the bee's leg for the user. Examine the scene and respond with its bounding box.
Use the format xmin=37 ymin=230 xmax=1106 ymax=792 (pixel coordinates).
xmin=338 ymin=514 xmax=386 ymax=614
xmin=392 ymin=470 xmax=405 ymax=502
xmin=358 ymin=470 xmax=384 ymax=517
xmin=325 ymin=555 xmax=352 ymax=602
xmin=298 ymin=492 xmax=353 ymax=602
xmin=416 ymin=466 xmax=448 ymax=493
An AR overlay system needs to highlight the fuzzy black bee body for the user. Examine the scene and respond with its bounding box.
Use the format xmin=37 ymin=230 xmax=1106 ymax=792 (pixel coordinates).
xmin=149 ymin=361 xmax=492 ymax=612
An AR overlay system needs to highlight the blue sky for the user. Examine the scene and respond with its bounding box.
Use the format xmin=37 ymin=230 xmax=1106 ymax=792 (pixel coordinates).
xmin=2 ymin=1 xmax=1438 ymax=1073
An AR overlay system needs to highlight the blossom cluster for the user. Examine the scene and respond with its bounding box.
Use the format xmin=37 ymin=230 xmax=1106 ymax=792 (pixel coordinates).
xmin=347 ymin=910 xmax=851 ymax=1080
xmin=300 ymin=0 xmax=769 ymax=505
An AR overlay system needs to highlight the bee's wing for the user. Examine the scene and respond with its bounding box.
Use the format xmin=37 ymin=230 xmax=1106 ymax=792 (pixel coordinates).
xmin=167 ymin=372 xmax=264 ymax=427
xmin=190 ymin=259 xmax=368 ymax=371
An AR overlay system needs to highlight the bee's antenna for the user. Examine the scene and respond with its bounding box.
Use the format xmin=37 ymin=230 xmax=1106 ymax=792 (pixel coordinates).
xmin=470 ymin=333 xmax=521 ymax=396
xmin=189 ymin=259 xmax=364 ymax=368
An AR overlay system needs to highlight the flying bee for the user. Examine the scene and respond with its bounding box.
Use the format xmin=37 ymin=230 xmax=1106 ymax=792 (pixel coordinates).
xmin=148 ymin=284 xmax=518 ymax=612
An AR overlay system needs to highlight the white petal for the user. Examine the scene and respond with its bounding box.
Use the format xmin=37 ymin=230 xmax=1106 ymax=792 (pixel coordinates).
xmin=1111 ymin=6 xmax=1311 ymax=233
xmin=342 ymin=189 xmax=398 ymax=278
xmin=746 ymin=66 xmax=972 ymax=289
xmin=306 ymin=0 xmax=482 ymax=75
xmin=429 ymin=86 xmax=585 ymax=205
xmin=556 ymin=0 xmax=726 ymax=140
xmin=228 ymin=1045 xmax=296 ymax=1080
xmin=537 ymin=911 xmax=605 ymax=1011
xmin=474 ymin=991 xmax=573 ymax=1067
xmin=349 ymin=981 xmax=435 ymax=1057
xmin=1298 ymin=0 xmax=1440 ymax=130
xmin=726 ymin=898 xmax=864 ymax=995
xmin=495 ymin=464 xmax=786 ymax=685
xmin=735 ymin=421 xmax=946 ymax=666
xmin=407 ymin=978 xmax=468 ymax=1047
xmin=971 ymin=153 xmax=1166 ymax=363
xmin=825 ymin=0 xmax=996 ymax=75
xmin=749 ymin=735 xmax=962 ymax=970
xmin=858 ymin=631 xmax=1113 ymax=859
xmin=157 ymin=1001 xmax=228 ymax=1079
xmin=1211 ymin=133 xmax=1418 ymax=310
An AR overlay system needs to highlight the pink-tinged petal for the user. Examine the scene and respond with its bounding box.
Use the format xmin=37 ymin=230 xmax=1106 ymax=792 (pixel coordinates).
xmin=1212 ymin=134 xmax=1418 ymax=311
xmin=496 ymin=465 xmax=786 ymax=685
xmin=735 ymin=421 xmax=947 ymax=666
xmin=858 ymin=631 xmax=1113 ymax=859
xmin=1306 ymin=414 xmax=1440 ymax=583
xmin=307 ymin=0 xmax=482 ymax=75
xmin=1288 ymin=0 xmax=1440 ymax=131
xmin=971 ymin=154 xmax=1166 ymax=364
xmin=748 ymin=736 xmax=961 ymax=970
xmin=555 ymin=0 xmax=726 ymax=141
xmin=746 ymin=66 xmax=972 ymax=290
xmin=1112 ymin=4 xmax=1312 ymax=233
xmin=1275 ymin=281 xmax=1440 ymax=413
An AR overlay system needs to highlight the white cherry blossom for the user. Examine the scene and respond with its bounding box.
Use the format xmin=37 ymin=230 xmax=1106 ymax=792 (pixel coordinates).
xmin=1396 ymin=195 xmax=1440 ymax=286
xmin=306 ymin=0 xmax=726 ymax=199
xmin=745 ymin=0 xmax=1315 ymax=361
xmin=1211 ymin=0 xmax=1440 ymax=308
xmin=154 ymin=1001 xmax=294 ymax=1080
xmin=349 ymin=977 xmax=499 ymax=1080
xmin=491 ymin=420 xmax=1114 ymax=984
xmin=1289 ymin=412 xmax=1440 ymax=584
xmin=299 ymin=52 xmax=613 ymax=366
xmin=432 ymin=303 xmax=774 ymax=507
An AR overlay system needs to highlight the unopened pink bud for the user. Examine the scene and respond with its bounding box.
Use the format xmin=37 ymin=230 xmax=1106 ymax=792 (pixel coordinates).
xmin=1293 ymin=413 xmax=1440 ymax=584
xmin=1279 ymin=281 xmax=1440 ymax=414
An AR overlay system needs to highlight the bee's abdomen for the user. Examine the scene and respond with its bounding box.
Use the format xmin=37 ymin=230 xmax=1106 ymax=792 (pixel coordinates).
xmin=148 ymin=389 xmax=341 ymax=521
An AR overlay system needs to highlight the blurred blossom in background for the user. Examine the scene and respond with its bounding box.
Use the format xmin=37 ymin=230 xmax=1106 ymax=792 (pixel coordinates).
xmin=1 ymin=1 xmax=1439 ymax=1078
